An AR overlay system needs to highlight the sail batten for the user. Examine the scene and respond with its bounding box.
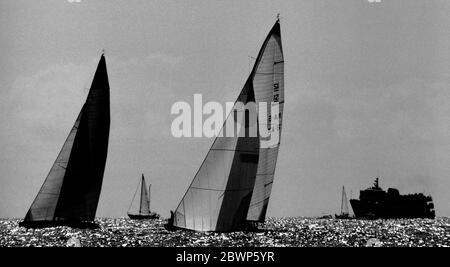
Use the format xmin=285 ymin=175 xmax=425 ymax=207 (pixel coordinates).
xmin=22 ymin=54 xmax=110 ymax=226
xmin=171 ymin=20 xmax=283 ymax=232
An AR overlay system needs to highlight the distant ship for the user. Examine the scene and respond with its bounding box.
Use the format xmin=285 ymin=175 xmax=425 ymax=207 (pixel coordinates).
xmin=165 ymin=17 xmax=284 ymax=232
xmin=20 ymin=53 xmax=110 ymax=229
xmin=350 ymin=178 xmax=435 ymax=219
xmin=127 ymin=174 xmax=159 ymax=220
xmin=335 ymin=186 xmax=353 ymax=219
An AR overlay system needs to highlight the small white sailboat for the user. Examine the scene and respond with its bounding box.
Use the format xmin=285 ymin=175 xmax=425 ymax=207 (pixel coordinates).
xmin=335 ymin=186 xmax=353 ymax=219
xmin=128 ymin=174 xmax=159 ymax=220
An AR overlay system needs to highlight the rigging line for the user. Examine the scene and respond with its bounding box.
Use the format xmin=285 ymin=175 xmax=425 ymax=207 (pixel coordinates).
xmin=148 ymin=184 xmax=151 ymax=211
xmin=190 ymin=186 xmax=254 ymax=192
xmin=256 ymin=173 xmax=276 ymax=176
xmin=249 ymin=196 xmax=271 ymax=207
xmin=57 ymin=164 xmax=67 ymax=169
xmin=211 ymin=148 xmax=259 ymax=153
xmin=127 ymin=178 xmax=140 ymax=213
xmin=248 ymin=56 xmax=256 ymax=75
xmin=139 ymin=176 xmax=145 ymax=215
xmin=83 ymin=52 xmax=105 ymax=94
xmin=255 ymin=72 xmax=284 ymax=75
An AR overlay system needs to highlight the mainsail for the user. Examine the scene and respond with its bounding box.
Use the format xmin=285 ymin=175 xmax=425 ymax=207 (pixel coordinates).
xmin=170 ymin=19 xmax=284 ymax=232
xmin=20 ymin=54 xmax=110 ymax=227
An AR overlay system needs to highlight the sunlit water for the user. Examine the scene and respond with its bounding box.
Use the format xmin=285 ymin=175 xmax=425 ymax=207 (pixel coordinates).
xmin=1 ymin=217 xmax=449 ymax=247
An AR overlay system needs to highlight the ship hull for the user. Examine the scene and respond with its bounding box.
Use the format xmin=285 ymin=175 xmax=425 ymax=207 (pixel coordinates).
xmin=334 ymin=214 xmax=353 ymax=219
xmin=19 ymin=220 xmax=99 ymax=229
xmin=350 ymin=199 xmax=435 ymax=219
xmin=163 ymin=220 xmax=261 ymax=233
xmin=127 ymin=213 xmax=159 ymax=220
xmin=349 ymin=178 xmax=435 ymax=220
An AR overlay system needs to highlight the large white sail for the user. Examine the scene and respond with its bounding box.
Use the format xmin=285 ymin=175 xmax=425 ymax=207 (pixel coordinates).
xmin=171 ymin=20 xmax=283 ymax=232
xmin=172 ymin=82 xmax=259 ymax=232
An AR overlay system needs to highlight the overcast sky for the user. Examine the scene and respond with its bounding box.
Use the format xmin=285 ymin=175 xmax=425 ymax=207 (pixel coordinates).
xmin=1 ymin=0 xmax=450 ymax=218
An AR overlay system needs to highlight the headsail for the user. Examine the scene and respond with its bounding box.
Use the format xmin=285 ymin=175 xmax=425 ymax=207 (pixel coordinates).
xmin=21 ymin=54 xmax=110 ymax=226
xmin=171 ymin=19 xmax=283 ymax=232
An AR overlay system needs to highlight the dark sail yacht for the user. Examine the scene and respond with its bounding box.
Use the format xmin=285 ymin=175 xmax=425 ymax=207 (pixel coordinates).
xmin=19 ymin=53 xmax=110 ymax=229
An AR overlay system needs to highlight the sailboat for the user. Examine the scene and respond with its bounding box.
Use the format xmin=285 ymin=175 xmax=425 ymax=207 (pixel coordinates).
xmin=127 ymin=174 xmax=159 ymax=220
xmin=165 ymin=18 xmax=284 ymax=232
xmin=19 ymin=53 xmax=110 ymax=229
xmin=335 ymin=186 xmax=353 ymax=219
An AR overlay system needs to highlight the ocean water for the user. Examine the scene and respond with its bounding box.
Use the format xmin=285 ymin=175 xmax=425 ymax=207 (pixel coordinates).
xmin=1 ymin=217 xmax=449 ymax=247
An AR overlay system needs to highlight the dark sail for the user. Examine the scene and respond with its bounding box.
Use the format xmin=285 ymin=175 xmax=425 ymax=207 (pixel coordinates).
xmin=169 ymin=19 xmax=283 ymax=232
xmin=21 ymin=54 xmax=110 ymax=227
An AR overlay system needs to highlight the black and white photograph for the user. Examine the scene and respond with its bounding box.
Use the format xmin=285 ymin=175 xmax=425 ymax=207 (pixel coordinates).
xmin=0 ymin=0 xmax=449 ymax=258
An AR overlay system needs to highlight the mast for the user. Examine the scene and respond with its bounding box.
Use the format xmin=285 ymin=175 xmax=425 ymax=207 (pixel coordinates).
xmin=340 ymin=186 xmax=344 ymax=215
xmin=139 ymin=175 xmax=144 ymax=214
xmin=148 ymin=184 xmax=152 ymax=211
xmin=21 ymin=53 xmax=110 ymax=225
